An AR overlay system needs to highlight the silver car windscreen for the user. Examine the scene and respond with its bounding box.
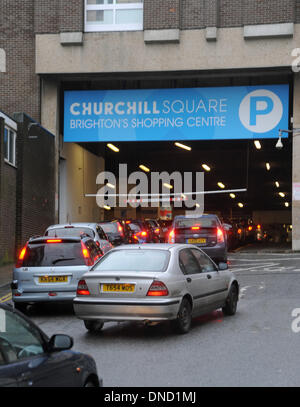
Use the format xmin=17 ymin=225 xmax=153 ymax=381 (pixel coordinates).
xmin=92 ymin=249 xmax=170 ymax=272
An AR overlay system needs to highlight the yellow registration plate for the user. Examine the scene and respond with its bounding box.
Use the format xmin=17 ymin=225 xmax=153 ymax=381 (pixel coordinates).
xmin=38 ymin=276 xmax=68 ymax=283
xmin=188 ymin=238 xmax=207 ymax=244
xmin=102 ymin=283 xmax=135 ymax=293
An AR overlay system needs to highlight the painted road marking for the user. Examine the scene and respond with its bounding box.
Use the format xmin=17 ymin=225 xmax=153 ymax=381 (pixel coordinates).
xmin=0 ymin=293 xmax=12 ymax=303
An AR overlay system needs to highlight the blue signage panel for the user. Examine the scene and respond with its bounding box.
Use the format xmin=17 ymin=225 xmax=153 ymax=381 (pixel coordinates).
xmin=64 ymin=85 xmax=289 ymax=142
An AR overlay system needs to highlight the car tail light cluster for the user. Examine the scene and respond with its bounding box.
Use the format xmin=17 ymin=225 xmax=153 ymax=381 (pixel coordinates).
xmin=77 ymin=280 xmax=90 ymax=296
xmin=217 ymin=227 xmax=224 ymax=243
xmin=15 ymin=244 xmax=28 ymax=268
xmin=134 ymin=231 xmax=147 ymax=239
xmin=147 ymin=280 xmax=169 ymax=296
xmin=118 ymin=224 xmax=124 ymax=237
xmin=168 ymin=229 xmax=175 ymax=243
xmin=81 ymin=241 xmax=93 ymax=266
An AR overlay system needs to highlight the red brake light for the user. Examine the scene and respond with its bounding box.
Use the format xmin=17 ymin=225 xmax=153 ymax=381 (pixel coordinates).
xmin=117 ymin=224 xmax=124 ymax=236
xmin=217 ymin=228 xmax=224 ymax=243
xmin=147 ymin=281 xmax=169 ymax=296
xmin=16 ymin=245 xmax=27 ymax=268
xmin=77 ymin=279 xmax=90 ymax=296
xmin=46 ymin=239 xmax=62 ymax=243
xmin=140 ymin=231 xmax=147 ymax=237
xmin=168 ymin=229 xmax=175 ymax=243
xmin=81 ymin=241 xmax=93 ymax=266
xmin=191 ymin=226 xmax=200 ymax=230
xmin=154 ymin=228 xmax=160 ymax=234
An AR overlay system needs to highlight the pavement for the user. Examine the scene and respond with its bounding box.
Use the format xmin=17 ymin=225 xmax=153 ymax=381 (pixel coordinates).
xmin=232 ymin=241 xmax=292 ymax=253
xmin=0 ymin=263 xmax=13 ymax=288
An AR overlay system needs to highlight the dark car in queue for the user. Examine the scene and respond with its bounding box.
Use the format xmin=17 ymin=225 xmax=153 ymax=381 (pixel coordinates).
xmin=45 ymin=223 xmax=112 ymax=254
xmin=168 ymin=214 xmax=227 ymax=264
xmin=127 ymin=220 xmax=158 ymax=243
xmin=98 ymin=220 xmax=128 ymax=246
xmin=0 ymin=304 xmax=102 ymax=387
xmin=158 ymin=220 xmax=173 ymax=242
xmin=145 ymin=219 xmax=164 ymax=242
xmin=11 ymin=236 xmax=103 ymax=313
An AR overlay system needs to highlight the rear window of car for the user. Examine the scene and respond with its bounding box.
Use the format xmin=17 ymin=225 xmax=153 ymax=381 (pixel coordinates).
xmin=128 ymin=222 xmax=142 ymax=232
xmin=92 ymin=249 xmax=170 ymax=272
xmin=46 ymin=227 xmax=95 ymax=239
xmin=22 ymin=242 xmax=86 ymax=267
xmin=174 ymin=218 xmax=219 ymax=228
xmin=99 ymin=223 xmax=118 ymax=234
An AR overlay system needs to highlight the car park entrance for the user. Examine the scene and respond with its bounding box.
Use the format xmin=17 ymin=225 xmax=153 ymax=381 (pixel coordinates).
xmin=55 ymin=69 xmax=293 ymax=252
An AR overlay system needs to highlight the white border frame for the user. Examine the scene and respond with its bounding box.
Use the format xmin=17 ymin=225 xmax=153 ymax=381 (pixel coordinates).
xmin=85 ymin=0 xmax=143 ymax=32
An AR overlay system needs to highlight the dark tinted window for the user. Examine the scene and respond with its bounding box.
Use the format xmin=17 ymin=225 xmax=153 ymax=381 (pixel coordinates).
xmin=179 ymin=249 xmax=201 ymax=275
xmin=0 ymin=308 xmax=44 ymax=364
xmin=191 ymin=249 xmax=217 ymax=272
xmin=99 ymin=223 xmax=118 ymax=234
xmin=46 ymin=227 xmax=95 ymax=239
xmin=93 ymin=249 xmax=170 ymax=272
xmin=96 ymin=226 xmax=107 ymax=240
xmin=85 ymin=240 xmax=102 ymax=262
xmin=23 ymin=242 xmax=85 ymax=267
xmin=128 ymin=223 xmax=142 ymax=232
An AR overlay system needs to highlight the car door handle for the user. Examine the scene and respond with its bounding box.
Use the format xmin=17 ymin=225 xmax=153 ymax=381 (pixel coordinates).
xmin=206 ymin=274 xmax=212 ymax=279
xmin=186 ymin=277 xmax=192 ymax=283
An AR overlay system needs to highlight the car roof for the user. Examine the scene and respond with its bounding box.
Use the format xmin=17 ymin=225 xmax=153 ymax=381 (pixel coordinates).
xmin=108 ymin=243 xmax=196 ymax=251
xmin=173 ymin=214 xmax=219 ymax=220
xmin=46 ymin=223 xmax=98 ymax=230
xmin=28 ymin=236 xmax=91 ymax=244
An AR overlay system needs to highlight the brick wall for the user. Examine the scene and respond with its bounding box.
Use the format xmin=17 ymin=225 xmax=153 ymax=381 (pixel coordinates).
xmin=59 ymin=0 xmax=83 ymax=32
xmin=34 ymin=0 xmax=59 ymax=34
xmin=181 ymin=0 xmax=206 ymax=30
xmin=144 ymin=0 xmax=180 ymax=30
xmin=34 ymin=0 xmax=83 ymax=34
xmin=0 ymin=117 xmax=17 ymax=264
xmin=14 ymin=114 xmax=55 ymax=254
xmin=143 ymin=0 xmax=298 ymax=30
xmin=296 ymin=0 xmax=300 ymax=23
xmin=0 ymin=0 xmax=39 ymax=122
xmin=243 ymin=0 xmax=295 ymax=26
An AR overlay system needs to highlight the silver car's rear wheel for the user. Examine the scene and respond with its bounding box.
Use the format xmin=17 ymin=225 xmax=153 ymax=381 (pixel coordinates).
xmin=172 ymin=298 xmax=192 ymax=334
xmin=84 ymin=320 xmax=104 ymax=332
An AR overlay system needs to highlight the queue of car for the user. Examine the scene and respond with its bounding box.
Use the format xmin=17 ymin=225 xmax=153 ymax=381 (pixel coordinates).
xmin=3 ymin=215 xmax=240 ymax=387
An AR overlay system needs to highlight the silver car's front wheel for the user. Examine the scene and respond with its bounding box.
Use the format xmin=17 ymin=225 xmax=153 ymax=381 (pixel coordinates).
xmin=84 ymin=320 xmax=104 ymax=332
xmin=172 ymin=298 xmax=192 ymax=334
xmin=222 ymin=284 xmax=238 ymax=316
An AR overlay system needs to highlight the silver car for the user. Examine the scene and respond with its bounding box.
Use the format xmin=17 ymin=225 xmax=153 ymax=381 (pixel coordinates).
xmin=73 ymin=244 xmax=239 ymax=334
xmin=11 ymin=236 xmax=103 ymax=313
xmin=45 ymin=223 xmax=113 ymax=255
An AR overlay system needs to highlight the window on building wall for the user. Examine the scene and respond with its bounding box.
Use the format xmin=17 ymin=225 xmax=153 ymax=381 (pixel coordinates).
xmin=4 ymin=126 xmax=16 ymax=166
xmin=85 ymin=0 xmax=143 ymax=32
